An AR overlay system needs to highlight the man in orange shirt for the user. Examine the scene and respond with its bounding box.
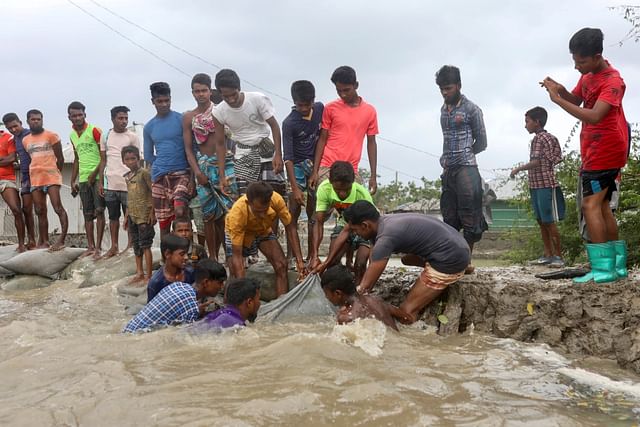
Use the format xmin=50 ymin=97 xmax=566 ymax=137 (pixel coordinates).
xmin=309 ymin=66 xmax=378 ymax=195
xmin=0 ymin=128 xmax=27 ymax=252
xmin=22 ymin=110 xmax=68 ymax=250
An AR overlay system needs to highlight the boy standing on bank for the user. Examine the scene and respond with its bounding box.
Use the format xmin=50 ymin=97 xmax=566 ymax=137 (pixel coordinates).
xmin=510 ymin=107 xmax=565 ymax=268
xmin=309 ymin=66 xmax=378 ymax=194
xmin=282 ymin=80 xmax=324 ymax=260
xmin=541 ymin=27 xmax=629 ymax=283
xmin=68 ymin=101 xmax=105 ymax=258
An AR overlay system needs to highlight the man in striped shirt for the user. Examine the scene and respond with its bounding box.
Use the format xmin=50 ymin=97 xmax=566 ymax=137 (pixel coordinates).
xmin=123 ymin=259 xmax=226 ymax=333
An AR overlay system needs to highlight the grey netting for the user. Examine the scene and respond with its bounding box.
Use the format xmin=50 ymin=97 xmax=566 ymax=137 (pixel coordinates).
xmin=258 ymin=274 xmax=336 ymax=322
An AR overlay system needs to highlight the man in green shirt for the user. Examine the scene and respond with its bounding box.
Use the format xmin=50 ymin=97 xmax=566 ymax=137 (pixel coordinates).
xmin=68 ymin=101 xmax=105 ymax=259
xmin=309 ymin=161 xmax=374 ymax=284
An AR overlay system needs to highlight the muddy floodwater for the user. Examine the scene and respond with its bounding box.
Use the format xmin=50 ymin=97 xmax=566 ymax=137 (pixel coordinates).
xmin=1 ymin=275 xmax=640 ymax=426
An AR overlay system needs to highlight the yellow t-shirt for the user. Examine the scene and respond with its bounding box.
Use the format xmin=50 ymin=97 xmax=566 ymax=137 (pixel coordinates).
xmin=225 ymin=193 xmax=292 ymax=248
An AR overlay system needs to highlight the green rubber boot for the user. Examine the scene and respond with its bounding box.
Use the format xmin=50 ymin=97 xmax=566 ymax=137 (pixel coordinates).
xmin=573 ymin=242 xmax=618 ymax=284
xmin=612 ymin=240 xmax=628 ymax=279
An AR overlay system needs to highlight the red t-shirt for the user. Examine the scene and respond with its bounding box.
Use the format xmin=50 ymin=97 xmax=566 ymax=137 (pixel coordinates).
xmin=571 ymin=62 xmax=628 ymax=171
xmin=0 ymin=131 xmax=16 ymax=181
xmin=320 ymin=98 xmax=378 ymax=171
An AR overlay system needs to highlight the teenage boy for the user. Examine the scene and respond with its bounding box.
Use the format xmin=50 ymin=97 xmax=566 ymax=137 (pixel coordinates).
xmin=211 ymin=69 xmax=286 ymax=196
xmin=510 ymin=107 xmax=565 ymax=268
xmin=144 ymin=82 xmax=191 ymax=236
xmin=172 ymin=216 xmax=208 ymax=264
xmin=435 ymin=65 xmax=488 ymax=274
xmin=340 ymin=200 xmax=470 ymax=324
xmin=541 ymin=28 xmax=629 ymax=283
xmin=147 ymin=234 xmax=196 ymax=302
xmin=309 ymin=161 xmax=374 ymax=284
xmin=123 ymin=146 xmax=155 ymax=285
xmin=203 ymin=277 xmax=261 ymax=329
xmin=0 ymin=128 xmax=27 ymax=252
xmin=282 ymin=80 xmax=323 ymax=261
xmin=184 ymin=73 xmax=237 ymax=260
xmin=225 ymin=182 xmax=305 ymax=297
xmin=22 ymin=109 xmax=68 ymax=250
xmin=321 ymin=265 xmax=399 ymax=330
xmin=98 ymin=106 xmax=139 ymax=258
xmin=2 ymin=113 xmax=36 ymax=250
xmin=308 ymin=66 xmax=378 ymax=195
xmin=68 ymin=101 xmax=105 ymax=258
xmin=123 ymin=259 xmax=227 ymax=333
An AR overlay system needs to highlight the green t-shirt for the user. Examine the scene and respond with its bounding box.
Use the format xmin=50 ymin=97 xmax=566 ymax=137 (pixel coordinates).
xmin=70 ymin=123 xmax=101 ymax=183
xmin=315 ymin=179 xmax=374 ymax=225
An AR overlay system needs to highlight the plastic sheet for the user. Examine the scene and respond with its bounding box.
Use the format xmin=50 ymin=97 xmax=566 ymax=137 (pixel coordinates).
xmin=258 ymin=274 xmax=336 ymax=322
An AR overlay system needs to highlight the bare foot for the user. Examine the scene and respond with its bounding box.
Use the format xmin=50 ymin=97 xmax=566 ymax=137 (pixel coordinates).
xmin=103 ymin=247 xmax=119 ymax=259
xmin=92 ymin=250 xmax=102 ymax=260
xmin=49 ymin=240 xmax=66 ymax=252
xmin=36 ymin=243 xmax=50 ymax=250
xmin=26 ymin=241 xmax=37 ymax=250
xmin=81 ymin=248 xmax=95 ymax=258
xmin=16 ymin=245 xmax=27 ymax=253
xmin=129 ymin=274 xmax=146 ymax=286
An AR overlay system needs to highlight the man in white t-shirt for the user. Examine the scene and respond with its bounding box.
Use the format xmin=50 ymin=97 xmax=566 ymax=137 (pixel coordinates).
xmin=211 ymin=69 xmax=286 ymax=196
xmin=98 ymin=106 xmax=140 ymax=258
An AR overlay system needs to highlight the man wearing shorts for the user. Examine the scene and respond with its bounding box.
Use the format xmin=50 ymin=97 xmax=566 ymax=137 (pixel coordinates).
xmin=541 ymin=28 xmax=629 ymax=283
xmin=2 ymin=113 xmax=36 ymax=249
xmin=435 ymin=65 xmax=488 ymax=274
xmin=22 ymin=109 xmax=68 ymax=250
xmin=143 ymin=82 xmax=191 ymax=237
xmin=68 ymin=101 xmax=104 ymax=258
xmin=98 ymin=106 xmax=139 ymax=258
xmin=0 ymin=128 xmax=27 ymax=252
xmin=344 ymin=200 xmax=470 ymax=324
xmin=225 ymin=182 xmax=305 ymax=297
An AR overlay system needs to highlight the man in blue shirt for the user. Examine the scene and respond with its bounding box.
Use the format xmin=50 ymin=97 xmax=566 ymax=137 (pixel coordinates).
xmin=436 ymin=65 xmax=488 ymax=274
xmin=147 ymin=234 xmax=194 ymax=302
xmin=2 ymin=113 xmax=36 ymax=249
xmin=143 ymin=82 xmax=191 ymax=236
xmin=203 ymin=277 xmax=261 ymax=329
xmin=123 ymin=259 xmax=227 ymax=333
xmin=282 ymin=80 xmax=323 ymax=262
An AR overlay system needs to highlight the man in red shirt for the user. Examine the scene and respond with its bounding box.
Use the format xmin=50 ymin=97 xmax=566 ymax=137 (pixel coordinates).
xmin=0 ymin=129 xmax=27 ymax=252
xmin=541 ymin=27 xmax=629 ymax=283
xmin=308 ymin=66 xmax=378 ymax=195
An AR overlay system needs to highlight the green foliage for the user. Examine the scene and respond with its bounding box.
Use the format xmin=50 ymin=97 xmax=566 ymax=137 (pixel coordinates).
xmin=360 ymin=168 xmax=441 ymax=212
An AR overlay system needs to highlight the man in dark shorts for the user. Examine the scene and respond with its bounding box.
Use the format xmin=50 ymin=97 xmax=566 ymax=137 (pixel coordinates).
xmin=541 ymin=28 xmax=629 ymax=283
xmin=435 ymin=65 xmax=488 ymax=274
xmin=342 ymin=200 xmax=470 ymax=324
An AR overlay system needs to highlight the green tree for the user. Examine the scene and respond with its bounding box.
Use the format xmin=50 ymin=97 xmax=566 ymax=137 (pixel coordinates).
xmin=360 ymin=168 xmax=440 ymax=212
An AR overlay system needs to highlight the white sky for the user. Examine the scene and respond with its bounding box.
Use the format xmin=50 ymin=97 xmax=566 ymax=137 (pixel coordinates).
xmin=2 ymin=0 xmax=639 ymax=184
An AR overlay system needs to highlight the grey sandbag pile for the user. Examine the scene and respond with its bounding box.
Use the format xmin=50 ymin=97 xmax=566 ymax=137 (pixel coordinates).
xmin=258 ymin=274 xmax=336 ymax=322
xmin=0 ymin=245 xmax=19 ymax=277
xmin=0 ymin=247 xmax=86 ymax=279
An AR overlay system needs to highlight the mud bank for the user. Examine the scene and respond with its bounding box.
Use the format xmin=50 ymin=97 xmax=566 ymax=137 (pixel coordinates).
xmin=375 ymin=265 xmax=640 ymax=373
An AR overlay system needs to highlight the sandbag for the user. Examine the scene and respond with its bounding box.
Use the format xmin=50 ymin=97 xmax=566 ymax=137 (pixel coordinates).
xmin=77 ymin=248 xmax=162 ymax=288
xmin=0 ymin=247 xmax=86 ymax=279
xmin=0 ymin=245 xmax=19 ymax=277
xmin=1 ymin=275 xmax=52 ymax=291
xmin=257 ymin=274 xmax=336 ymax=322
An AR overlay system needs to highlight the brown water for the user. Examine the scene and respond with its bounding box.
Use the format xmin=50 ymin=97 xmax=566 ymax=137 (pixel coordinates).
xmin=1 ymin=276 xmax=639 ymax=426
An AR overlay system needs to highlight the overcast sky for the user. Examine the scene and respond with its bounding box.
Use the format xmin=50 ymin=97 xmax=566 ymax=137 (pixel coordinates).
xmin=2 ymin=0 xmax=638 ymax=184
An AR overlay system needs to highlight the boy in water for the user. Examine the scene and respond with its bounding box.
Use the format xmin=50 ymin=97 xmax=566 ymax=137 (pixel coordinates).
xmin=172 ymin=216 xmax=208 ymax=265
xmin=309 ymin=161 xmax=374 ymax=284
xmin=541 ymin=28 xmax=629 ymax=283
xmin=321 ymin=265 xmax=398 ymax=331
xmin=203 ymin=277 xmax=261 ymax=329
xmin=282 ymin=80 xmax=324 ymax=261
xmin=510 ymin=107 xmax=565 ymax=268
xmin=123 ymin=259 xmax=226 ymax=333
xmin=147 ymin=234 xmax=196 ymax=302
xmin=123 ymin=146 xmax=155 ymax=285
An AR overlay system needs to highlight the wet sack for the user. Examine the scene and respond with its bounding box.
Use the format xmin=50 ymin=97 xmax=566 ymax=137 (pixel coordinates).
xmin=258 ymin=274 xmax=336 ymax=322
xmin=0 ymin=248 xmax=86 ymax=279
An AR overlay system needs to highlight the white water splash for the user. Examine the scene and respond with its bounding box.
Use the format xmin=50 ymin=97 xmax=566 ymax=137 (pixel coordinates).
xmin=331 ymin=317 xmax=387 ymax=357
